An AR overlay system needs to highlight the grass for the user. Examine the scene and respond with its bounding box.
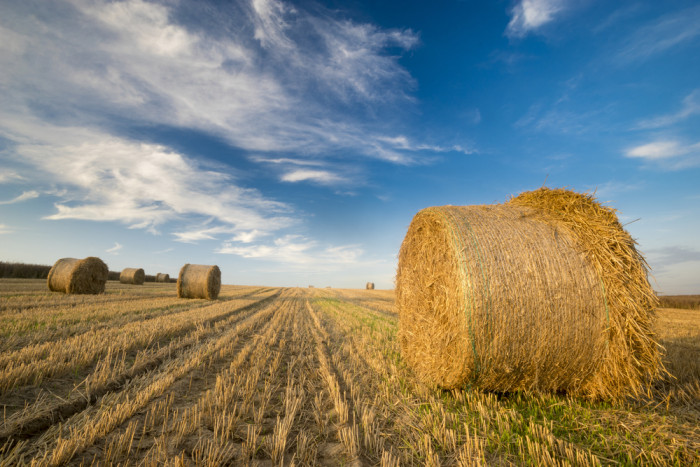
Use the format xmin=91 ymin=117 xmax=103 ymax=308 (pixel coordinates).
xmin=0 ymin=280 xmax=697 ymax=465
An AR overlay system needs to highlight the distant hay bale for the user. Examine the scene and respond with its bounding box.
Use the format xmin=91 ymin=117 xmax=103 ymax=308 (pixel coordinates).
xmin=156 ymin=273 xmax=170 ymax=283
xmin=177 ymin=264 xmax=221 ymax=300
xmin=120 ymin=268 xmax=145 ymax=285
xmin=47 ymin=257 xmax=108 ymax=295
xmin=396 ymin=187 xmax=662 ymax=400
xmin=366 ymin=282 xmax=375 ymax=290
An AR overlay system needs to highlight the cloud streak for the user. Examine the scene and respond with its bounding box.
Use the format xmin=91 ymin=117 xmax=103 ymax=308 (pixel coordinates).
xmin=0 ymin=190 xmax=39 ymax=205
xmin=635 ymin=89 xmax=700 ymax=129
xmin=625 ymin=140 xmax=700 ymax=169
xmin=646 ymin=246 xmax=700 ymax=272
xmin=217 ymin=234 xmax=369 ymax=271
xmin=616 ymin=4 xmax=700 ymax=63
xmin=106 ymin=242 xmax=123 ymax=254
xmin=6 ymin=123 xmax=293 ymax=238
xmin=0 ymin=0 xmax=424 ymax=163
xmin=506 ymin=0 xmax=565 ymax=38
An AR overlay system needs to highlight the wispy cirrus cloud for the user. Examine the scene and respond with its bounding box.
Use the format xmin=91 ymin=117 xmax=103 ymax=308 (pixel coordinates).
xmin=0 ymin=190 xmax=39 ymax=205
xmin=625 ymin=140 xmax=700 ymax=169
xmin=635 ymin=89 xmax=700 ymax=129
xmin=616 ymin=4 xmax=700 ymax=63
xmin=0 ymin=0 xmax=465 ymax=271
xmin=0 ymin=170 xmax=25 ymax=184
xmin=0 ymin=223 xmax=11 ymax=234
xmin=646 ymin=246 xmax=700 ymax=272
xmin=0 ymin=0 xmax=423 ymax=162
xmin=281 ymin=169 xmax=345 ymax=185
xmin=376 ymin=135 xmax=475 ymax=155
xmin=7 ymin=123 xmax=293 ymax=238
xmin=106 ymin=242 xmax=123 ymax=254
xmin=505 ymin=0 xmax=566 ymax=38
xmin=217 ymin=234 xmax=367 ymax=271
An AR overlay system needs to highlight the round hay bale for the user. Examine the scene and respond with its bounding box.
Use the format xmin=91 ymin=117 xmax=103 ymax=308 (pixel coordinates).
xmin=155 ymin=273 xmax=170 ymax=283
xmin=47 ymin=257 xmax=108 ymax=295
xmin=396 ymin=187 xmax=661 ymax=400
xmin=120 ymin=268 xmax=145 ymax=285
xmin=366 ymin=282 xmax=375 ymax=290
xmin=177 ymin=264 xmax=221 ymax=300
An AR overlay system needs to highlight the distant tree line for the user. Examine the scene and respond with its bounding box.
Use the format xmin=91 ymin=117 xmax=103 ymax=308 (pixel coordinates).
xmin=0 ymin=261 xmax=52 ymax=279
xmin=0 ymin=261 xmax=173 ymax=283
xmin=657 ymin=295 xmax=700 ymax=310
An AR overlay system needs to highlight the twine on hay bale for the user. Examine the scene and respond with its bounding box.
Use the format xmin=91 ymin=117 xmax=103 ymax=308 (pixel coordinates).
xmin=155 ymin=273 xmax=170 ymax=283
xmin=177 ymin=264 xmax=221 ymax=300
xmin=366 ymin=282 xmax=375 ymax=290
xmin=396 ymin=187 xmax=662 ymax=400
xmin=47 ymin=257 xmax=108 ymax=295
xmin=120 ymin=268 xmax=145 ymax=285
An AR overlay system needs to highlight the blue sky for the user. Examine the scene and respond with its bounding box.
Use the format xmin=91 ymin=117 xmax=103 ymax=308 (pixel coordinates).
xmin=1 ymin=0 xmax=698 ymax=292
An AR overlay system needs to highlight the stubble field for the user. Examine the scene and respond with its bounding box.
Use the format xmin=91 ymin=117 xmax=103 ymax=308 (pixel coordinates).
xmin=0 ymin=279 xmax=698 ymax=466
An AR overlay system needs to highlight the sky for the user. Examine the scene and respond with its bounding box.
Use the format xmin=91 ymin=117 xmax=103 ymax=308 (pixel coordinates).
xmin=0 ymin=0 xmax=699 ymax=293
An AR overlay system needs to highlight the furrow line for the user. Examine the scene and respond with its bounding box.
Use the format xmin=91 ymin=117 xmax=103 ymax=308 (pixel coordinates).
xmin=0 ymin=290 xmax=282 ymax=443
xmin=6 ymin=291 xmax=282 ymax=465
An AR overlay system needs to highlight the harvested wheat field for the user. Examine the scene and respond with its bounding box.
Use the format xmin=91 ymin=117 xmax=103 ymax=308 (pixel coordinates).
xmin=0 ymin=279 xmax=697 ymax=465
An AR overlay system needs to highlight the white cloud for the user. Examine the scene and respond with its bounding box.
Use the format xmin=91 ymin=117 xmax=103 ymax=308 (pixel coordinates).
xmin=625 ymin=140 xmax=700 ymax=169
xmin=0 ymin=223 xmax=11 ymax=234
xmin=249 ymin=156 xmax=324 ymax=166
xmin=0 ymin=170 xmax=25 ymax=184
xmin=506 ymin=0 xmax=565 ymax=38
xmin=251 ymin=0 xmax=296 ymax=50
xmin=0 ymin=190 xmax=39 ymax=205
xmin=616 ymin=5 xmax=700 ymax=63
xmin=106 ymin=242 xmax=123 ymax=254
xmin=635 ymin=89 xmax=700 ymax=129
xmin=626 ymin=141 xmax=685 ymax=160
xmin=217 ymin=234 xmax=365 ymax=269
xmin=9 ymin=125 xmax=293 ymax=238
xmin=281 ymin=169 xmax=345 ymax=184
xmin=0 ymin=0 xmax=443 ymax=271
xmin=172 ymin=226 xmax=227 ymax=244
xmin=0 ymin=0 xmax=426 ymax=163
xmin=376 ymin=135 xmax=475 ymax=155
xmin=231 ymin=230 xmax=265 ymax=243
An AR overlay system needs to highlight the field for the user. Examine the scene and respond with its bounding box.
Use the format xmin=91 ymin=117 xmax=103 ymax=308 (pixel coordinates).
xmin=0 ymin=279 xmax=698 ymax=466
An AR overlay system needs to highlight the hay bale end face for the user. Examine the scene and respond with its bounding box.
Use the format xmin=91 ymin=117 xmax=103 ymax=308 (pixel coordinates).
xmin=396 ymin=188 xmax=661 ymax=400
xmin=177 ymin=264 xmax=221 ymax=300
xmin=47 ymin=257 xmax=109 ymax=295
xmin=155 ymin=273 xmax=170 ymax=283
xmin=120 ymin=268 xmax=145 ymax=285
xmin=366 ymin=282 xmax=375 ymax=290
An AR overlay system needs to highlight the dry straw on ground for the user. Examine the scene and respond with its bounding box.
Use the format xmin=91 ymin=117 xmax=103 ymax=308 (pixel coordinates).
xmin=156 ymin=273 xmax=170 ymax=283
xmin=119 ymin=268 xmax=145 ymax=285
xmin=366 ymin=282 xmax=375 ymax=290
xmin=177 ymin=264 xmax=221 ymax=300
xmin=47 ymin=257 xmax=109 ymax=295
xmin=396 ymin=187 xmax=662 ymax=400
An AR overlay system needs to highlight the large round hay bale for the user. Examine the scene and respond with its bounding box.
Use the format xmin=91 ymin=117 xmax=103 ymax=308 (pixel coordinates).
xmin=47 ymin=257 xmax=108 ymax=295
xmin=366 ymin=282 xmax=375 ymax=290
xmin=155 ymin=273 xmax=170 ymax=283
xmin=177 ymin=264 xmax=221 ymax=300
xmin=396 ymin=188 xmax=661 ymax=400
xmin=120 ymin=268 xmax=145 ymax=285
